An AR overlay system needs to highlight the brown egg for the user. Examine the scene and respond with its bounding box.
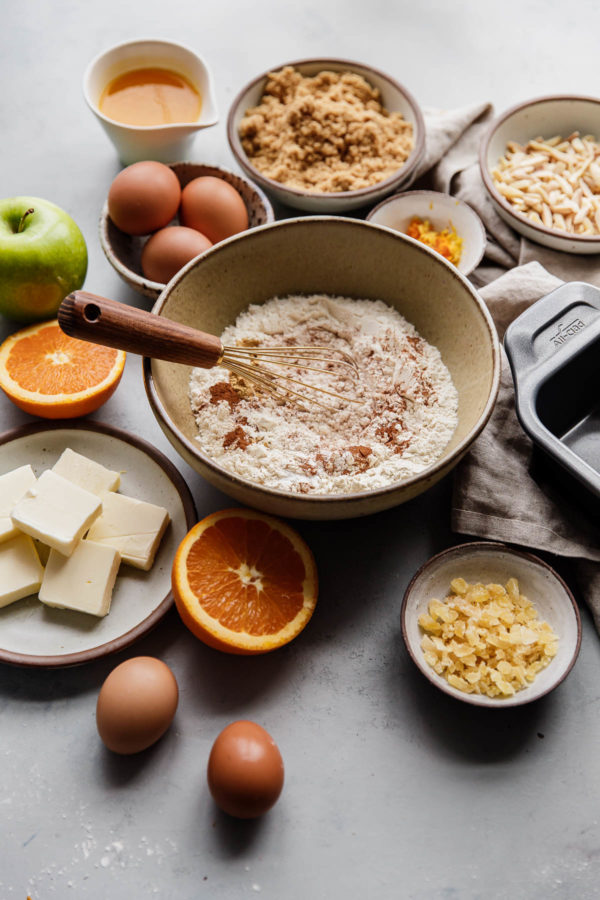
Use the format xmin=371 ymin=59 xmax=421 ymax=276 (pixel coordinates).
xmin=179 ymin=176 xmax=249 ymax=243
xmin=207 ymin=720 xmax=284 ymax=818
xmin=141 ymin=225 xmax=212 ymax=283
xmin=107 ymin=161 xmax=181 ymax=235
xmin=96 ymin=656 xmax=179 ymax=755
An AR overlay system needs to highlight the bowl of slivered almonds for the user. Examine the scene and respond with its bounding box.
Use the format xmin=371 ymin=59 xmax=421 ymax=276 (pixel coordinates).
xmin=227 ymin=58 xmax=426 ymax=213
xmin=480 ymin=95 xmax=600 ymax=254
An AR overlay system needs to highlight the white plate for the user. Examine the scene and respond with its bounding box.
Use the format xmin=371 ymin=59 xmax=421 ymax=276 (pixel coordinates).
xmin=0 ymin=421 xmax=196 ymax=667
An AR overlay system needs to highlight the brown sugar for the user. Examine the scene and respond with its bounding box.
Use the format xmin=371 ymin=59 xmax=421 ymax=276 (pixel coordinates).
xmin=239 ymin=67 xmax=414 ymax=193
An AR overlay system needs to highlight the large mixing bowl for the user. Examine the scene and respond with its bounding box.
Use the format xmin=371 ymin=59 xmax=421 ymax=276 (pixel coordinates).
xmin=144 ymin=217 xmax=500 ymax=519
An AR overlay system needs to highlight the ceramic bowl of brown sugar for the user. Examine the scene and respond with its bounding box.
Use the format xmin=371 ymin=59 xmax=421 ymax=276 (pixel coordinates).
xmin=143 ymin=216 xmax=500 ymax=520
xmin=227 ymin=58 xmax=426 ymax=213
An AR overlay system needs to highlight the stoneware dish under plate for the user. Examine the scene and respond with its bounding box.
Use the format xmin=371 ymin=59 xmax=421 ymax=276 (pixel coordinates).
xmin=480 ymin=95 xmax=600 ymax=254
xmin=366 ymin=190 xmax=486 ymax=276
xmin=227 ymin=57 xmax=425 ymax=213
xmin=0 ymin=421 xmax=196 ymax=668
xmin=401 ymin=541 xmax=581 ymax=707
xmin=143 ymin=216 xmax=501 ymax=520
xmin=100 ymin=162 xmax=275 ymax=300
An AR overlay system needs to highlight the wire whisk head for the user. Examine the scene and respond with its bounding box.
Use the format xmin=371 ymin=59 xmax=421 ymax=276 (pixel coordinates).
xmin=219 ymin=343 xmax=361 ymax=409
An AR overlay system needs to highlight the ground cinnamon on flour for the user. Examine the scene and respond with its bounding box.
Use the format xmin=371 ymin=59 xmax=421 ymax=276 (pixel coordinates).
xmin=188 ymin=295 xmax=458 ymax=495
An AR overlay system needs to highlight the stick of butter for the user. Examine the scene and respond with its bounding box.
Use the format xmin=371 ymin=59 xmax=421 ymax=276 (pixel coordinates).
xmin=39 ymin=540 xmax=120 ymax=617
xmin=0 ymin=465 xmax=37 ymax=543
xmin=52 ymin=448 xmax=120 ymax=497
xmin=86 ymin=492 xmax=170 ymax=571
xmin=11 ymin=470 xmax=102 ymax=557
xmin=0 ymin=533 xmax=44 ymax=607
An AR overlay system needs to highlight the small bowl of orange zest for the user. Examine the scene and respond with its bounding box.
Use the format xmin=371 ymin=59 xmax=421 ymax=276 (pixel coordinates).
xmin=367 ymin=189 xmax=486 ymax=276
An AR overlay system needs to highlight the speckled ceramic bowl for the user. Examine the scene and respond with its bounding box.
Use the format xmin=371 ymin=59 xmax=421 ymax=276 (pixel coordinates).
xmin=401 ymin=542 xmax=581 ymax=707
xmin=480 ymin=95 xmax=600 ymax=254
xmin=99 ymin=162 xmax=275 ymax=299
xmin=143 ymin=217 xmax=500 ymax=520
xmin=227 ymin=58 xmax=425 ymax=213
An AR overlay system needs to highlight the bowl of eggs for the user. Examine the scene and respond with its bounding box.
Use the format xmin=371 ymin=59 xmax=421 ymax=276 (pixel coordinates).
xmin=100 ymin=160 xmax=275 ymax=299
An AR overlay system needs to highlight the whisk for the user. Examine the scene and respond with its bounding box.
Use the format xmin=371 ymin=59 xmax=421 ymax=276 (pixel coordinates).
xmin=58 ymin=292 xmax=360 ymax=408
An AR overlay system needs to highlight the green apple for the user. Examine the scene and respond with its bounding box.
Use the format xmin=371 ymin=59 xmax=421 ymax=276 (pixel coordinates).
xmin=0 ymin=196 xmax=88 ymax=322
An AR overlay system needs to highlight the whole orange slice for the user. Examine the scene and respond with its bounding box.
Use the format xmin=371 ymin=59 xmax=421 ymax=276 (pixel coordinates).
xmin=172 ymin=508 xmax=318 ymax=655
xmin=0 ymin=320 xmax=125 ymax=418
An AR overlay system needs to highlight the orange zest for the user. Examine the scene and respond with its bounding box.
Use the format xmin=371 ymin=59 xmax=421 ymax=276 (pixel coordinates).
xmin=172 ymin=508 xmax=318 ymax=655
xmin=0 ymin=320 xmax=125 ymax=419
xmin=406 ymin=216 xmax=463 ymax=265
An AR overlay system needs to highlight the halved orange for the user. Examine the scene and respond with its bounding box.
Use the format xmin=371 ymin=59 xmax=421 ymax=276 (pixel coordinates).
xmin=0 ymin=320 xmax=126 ymax=419
xmin=172 ymin=508 xmax=318 ymax=655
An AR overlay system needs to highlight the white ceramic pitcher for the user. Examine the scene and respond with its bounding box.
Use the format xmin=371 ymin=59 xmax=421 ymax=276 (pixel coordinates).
xmin=83 ymin=38 xmax=218 ymax=165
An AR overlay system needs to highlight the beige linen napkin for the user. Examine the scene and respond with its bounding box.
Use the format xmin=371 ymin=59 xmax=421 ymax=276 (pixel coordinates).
xmin=416 ymin=106 xmax=600 ymax=628
xmin=451 ymin=264 xmax=600 ymax=625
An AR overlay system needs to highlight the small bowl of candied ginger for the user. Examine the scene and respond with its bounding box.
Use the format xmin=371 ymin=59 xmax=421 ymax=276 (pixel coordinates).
xmin=401 ymin=541 xmax=581 ymax=707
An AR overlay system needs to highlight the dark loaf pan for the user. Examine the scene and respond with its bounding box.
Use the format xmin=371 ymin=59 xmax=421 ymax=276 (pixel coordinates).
xmin=504 ymin=281 xmax=600 ymax=503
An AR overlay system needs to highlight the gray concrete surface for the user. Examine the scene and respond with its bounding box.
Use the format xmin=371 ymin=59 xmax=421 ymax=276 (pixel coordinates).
xmin=2 ymin=1 xmax=600 ymax=897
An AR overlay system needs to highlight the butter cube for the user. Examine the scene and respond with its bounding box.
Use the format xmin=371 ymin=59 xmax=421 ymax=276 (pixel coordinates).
xmin=0 ymin=534 xmax=44 ymax=607
xmin=52 ymin=448 xmax=120 ymax=497
xmin=39 ymin=540 xmax=120 ymax=617
xmin=11 ymin=470 xmax=102 ymax=557
xmin=0 ymin=465 xmax=37 ymax=543
xmin=86 ymin=492 xmax=170 ymax=571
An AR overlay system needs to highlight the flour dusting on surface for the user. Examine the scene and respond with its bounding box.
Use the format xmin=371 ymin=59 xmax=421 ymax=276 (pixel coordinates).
xmin=188 ymin=295 xmax=458 ymax=494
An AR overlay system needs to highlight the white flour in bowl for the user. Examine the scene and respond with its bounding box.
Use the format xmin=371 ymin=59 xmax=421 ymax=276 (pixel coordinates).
xmin=188 ymin=294 xmax=458 ymax=494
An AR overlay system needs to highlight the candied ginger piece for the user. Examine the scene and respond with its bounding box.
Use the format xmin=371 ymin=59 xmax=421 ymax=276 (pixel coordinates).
xmin=479 ymin=612 xmax=500 ymax=628
xmin=497 ymin=679 xmax=516 ymax=696
xmin=418 ymin=612 xmax=442 ymax=634
xmin=429 ymin=599 xmax=458 ymax=623
xmin=498 ymin=609 xmax=515 ymax=626
xmin=466 ymin=583 xmax=490 ymax=604
xmin=506 ymin=578 xmax=520 ymax=601
xmin=450 ymin=577 xmax=468 ymax=595
xmin=451 ymin=643 xmax=473 ymax=659
xmin=447 ymin=674 xmax=470 ymax=692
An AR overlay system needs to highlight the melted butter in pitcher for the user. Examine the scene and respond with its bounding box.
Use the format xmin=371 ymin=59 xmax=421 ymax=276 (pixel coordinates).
xmin=99 ymin=67 xmax=202 ymax=126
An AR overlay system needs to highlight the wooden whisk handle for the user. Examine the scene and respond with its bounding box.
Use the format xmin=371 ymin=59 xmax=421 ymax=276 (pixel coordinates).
xmin=58 ymin=291 xmax=223 ymax=369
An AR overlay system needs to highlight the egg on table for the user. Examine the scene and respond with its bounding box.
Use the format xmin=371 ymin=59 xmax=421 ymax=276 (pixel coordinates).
xmin=207 ymin=720 xmax=285 ymax=818
xmin=96 ymin=656 xmax=179 ymax=754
